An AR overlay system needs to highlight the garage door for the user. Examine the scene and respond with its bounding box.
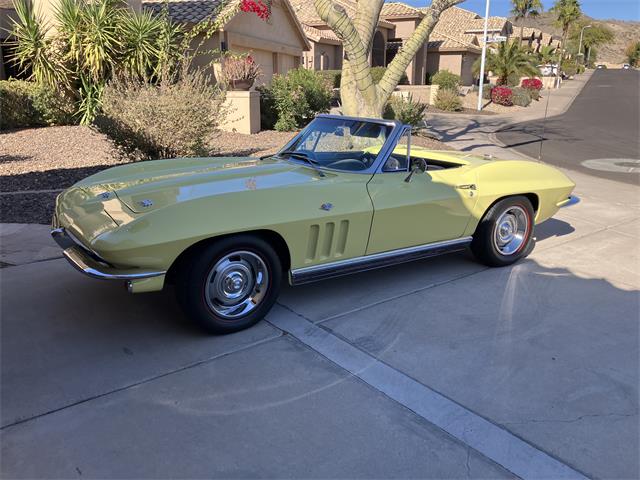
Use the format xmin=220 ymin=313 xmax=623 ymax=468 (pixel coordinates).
xmin=236 ymin=47 xmax=273 ymax=86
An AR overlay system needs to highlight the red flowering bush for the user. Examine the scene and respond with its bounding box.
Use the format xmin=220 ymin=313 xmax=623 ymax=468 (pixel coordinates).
xmin=521 ymin=78 xmax=543 ymax=91
xmin=491 ymin=86 xmax=513 ymax=106
xmin=240 ymin=0 xmax=270 ymax=20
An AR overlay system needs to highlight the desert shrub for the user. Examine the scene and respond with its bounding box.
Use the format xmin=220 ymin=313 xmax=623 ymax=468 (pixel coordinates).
xmin=96 ymin=68 xmax=226 ymax=159
xmin=529 ymin=88 xmax=541 ymax=100
xmin=482 ymin=85 xmax=495 ymax=100
xmin=383 ymin=94 xmax=427 ymax=125
xmin=0 ymin=80 xmax=74 ymax=129
xmin=257 ymin=85 xmax=277 ymax=130
xmin=491 ymin=86 xmax=513 ymax=106
xmin=262 ymin=68 xmax=331 ymax=131
xmin=521 ymin=78 xmax=543 ymax=91
xmin=506 ymin=72 xmax=521 ymax=87
xmin=511 ymin=86 xmax=532 ymax=107
xmin=431 ymin=70 xmax=460 ymax=91
xmin=317 ymin=70 xmax=342 ymax=89
xmin=370 ymin=66 xmax=409 ymax=85
xmin=561 ymin=60 xmax=577 ymax=77
xmin=577 ymin=64 xmax=585 ymax=74
xmin=434 ymin=88 xmax=463 ymax=111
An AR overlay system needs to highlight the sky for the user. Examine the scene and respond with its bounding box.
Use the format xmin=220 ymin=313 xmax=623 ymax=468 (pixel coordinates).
xmin=401 ymin=0 xmax=640 ymax=21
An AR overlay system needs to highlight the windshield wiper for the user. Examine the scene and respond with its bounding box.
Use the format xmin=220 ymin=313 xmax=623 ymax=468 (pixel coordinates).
xmin=277 ymin=150 xmax=326 ymax=177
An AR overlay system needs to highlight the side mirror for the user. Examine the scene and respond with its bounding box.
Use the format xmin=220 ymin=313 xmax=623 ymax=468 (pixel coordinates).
xmin=404 ymin=158 xmax=427 ymax=183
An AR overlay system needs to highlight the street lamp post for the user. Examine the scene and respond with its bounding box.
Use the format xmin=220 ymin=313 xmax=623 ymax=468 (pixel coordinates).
xmin=477 ymin=0 xmax=491 ymax=111
xmin=578 ymin=24 xmax=592 ymax=65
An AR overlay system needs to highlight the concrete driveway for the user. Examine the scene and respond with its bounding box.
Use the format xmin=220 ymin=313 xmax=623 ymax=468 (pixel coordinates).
xmin=2 ymin=162 xmax=639 ymax=476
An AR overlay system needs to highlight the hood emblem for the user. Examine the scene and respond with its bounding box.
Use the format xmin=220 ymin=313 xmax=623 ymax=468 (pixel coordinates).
xmin=320 ymin=203 xmax=333 ymax=211
xmin=99 ymin=192 xmax=110 ymax=200
xmin=139 ymin=199 xmax=154 ymax=208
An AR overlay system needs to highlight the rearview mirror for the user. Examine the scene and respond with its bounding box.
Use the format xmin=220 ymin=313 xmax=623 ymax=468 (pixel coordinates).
xmin=404 ymin=158 xmax=427 ymax=183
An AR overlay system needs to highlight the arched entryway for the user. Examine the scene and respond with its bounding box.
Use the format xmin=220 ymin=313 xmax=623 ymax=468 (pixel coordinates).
xmin=372 ymin=31 xmax=385 ymax=67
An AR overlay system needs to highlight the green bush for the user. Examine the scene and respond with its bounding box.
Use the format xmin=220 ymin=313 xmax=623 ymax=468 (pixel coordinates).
xmin=383 ymin=94 xmax=427 ymax=126
xmin=561 ymin=60 xmax=578 ymax=77
xmin=317 ymin=69 xmax=342 ymax=89
xmin=511 ymin=86 xmax=532 ymax=107
xmin=482 ymin=84 xmax=494 ymax=100
xmin=261 ymin=68 xmax=332 ymax=131
xmin=529 ymin=88 xmax=541 ymax=101
xmin=431 ymin=70 xmax=460 ymax=91
xmin=434 ymin=88 xmax=462 ymax=111
xmin=0 ymin=80 xmax=74 ymax=129
xmin=370 ymin=66 xmax=409 ymax=85
xmin=506 ymin=72 xmax=521 ymax=87
xmin=96 ymin=68 xmax=226 ymax=159
xmin=257 ymin=85 xmax=278 ymax=130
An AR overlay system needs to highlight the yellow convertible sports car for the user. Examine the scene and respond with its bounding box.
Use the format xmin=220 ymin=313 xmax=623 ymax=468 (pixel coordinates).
xmin=52 ymin=115 xmax=577 ymax=333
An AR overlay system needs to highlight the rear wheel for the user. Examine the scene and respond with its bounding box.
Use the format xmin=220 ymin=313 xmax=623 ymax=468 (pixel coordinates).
xmin=175 ymin=235 xmax=282 ymax=334
xmin=471 ymin=196 xmax=535 ymax=267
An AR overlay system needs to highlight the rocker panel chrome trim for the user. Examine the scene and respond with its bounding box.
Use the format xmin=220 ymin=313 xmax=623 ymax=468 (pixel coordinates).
xmin=290 ymin=237 xmax=472 ymax=285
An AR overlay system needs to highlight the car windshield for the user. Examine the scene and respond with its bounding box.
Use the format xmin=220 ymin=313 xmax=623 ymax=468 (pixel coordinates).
xmin=276 ymin=117 xmax=393 ymax=172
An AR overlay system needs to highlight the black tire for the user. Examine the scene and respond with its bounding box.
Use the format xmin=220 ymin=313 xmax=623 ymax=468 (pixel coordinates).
xmin=471 ymin=196 xmax=535 ymax=267
xmin=175 ymin=235 xmax=282 ymax=334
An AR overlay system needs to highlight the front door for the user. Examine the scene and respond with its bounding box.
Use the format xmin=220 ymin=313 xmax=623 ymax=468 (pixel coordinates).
xmin=366 ymin=130 xmax=477 ymax=254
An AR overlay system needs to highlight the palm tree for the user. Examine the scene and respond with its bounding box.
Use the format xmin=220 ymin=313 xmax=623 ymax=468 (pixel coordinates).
xmin=551 ymin=0 xmax=581 ymax=62
xmin=538 ymin=45 xmax=557 ymax=64
xmin=511 ymin=0 xmax=543 ymax=45
xmin=473 ymin=41 xmax=540 ymax=85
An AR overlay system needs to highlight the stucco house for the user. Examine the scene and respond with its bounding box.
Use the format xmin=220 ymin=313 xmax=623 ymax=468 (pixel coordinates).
xmin=289 ymin=0 xmax=395 ymax=73
xmin=425 ymin=6 xmax=512 ymax=85
xmin=141 ymin=0 xmax=310 ymax=86
xmin=519 ymin=27 xmax=562 ymax=53
xmin=0 ymin=0 xmax=310 ymax=84
xmin=289 ymin=1 xmax=512 ymax=87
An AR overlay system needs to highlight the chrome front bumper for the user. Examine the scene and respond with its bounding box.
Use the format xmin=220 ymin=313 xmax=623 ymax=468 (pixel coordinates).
xmin=557 ymin=195 xmax=580 ymax=208
xmin=51 ymin=228 xmax=165 ymax=281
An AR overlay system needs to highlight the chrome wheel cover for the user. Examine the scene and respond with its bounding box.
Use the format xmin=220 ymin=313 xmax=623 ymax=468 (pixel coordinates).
xmin=205 ymin=251 xmax=269 ymax=319
xmin=493 ymin=206 xmax=529 ymax=256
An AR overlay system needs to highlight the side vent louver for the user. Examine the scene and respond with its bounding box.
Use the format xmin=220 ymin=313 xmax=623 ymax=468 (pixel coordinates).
xmin=305 ymin=221 xmax=349 ymax=262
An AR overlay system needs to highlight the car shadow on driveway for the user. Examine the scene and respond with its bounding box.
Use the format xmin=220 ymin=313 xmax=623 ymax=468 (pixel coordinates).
xmin=1 ymin=252 xmax=638 ymax=479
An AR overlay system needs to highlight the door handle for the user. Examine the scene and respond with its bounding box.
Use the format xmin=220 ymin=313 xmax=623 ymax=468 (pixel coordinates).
xmin=456 ymin=184 xmax=476 ymax=190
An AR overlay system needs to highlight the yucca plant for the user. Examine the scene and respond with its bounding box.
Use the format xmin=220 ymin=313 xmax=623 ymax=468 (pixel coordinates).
xmin=79 ymin=0 xmax=121 ymax=82
xmin=120 ymin=9 xmax=162 ymax=78
xmin=473 ymin=41 xmax=540 ymax=85
xmin=9 ymin=0 xmax=62 ymax=85
xmin=9 ymin=0 xmax=185 ymax=124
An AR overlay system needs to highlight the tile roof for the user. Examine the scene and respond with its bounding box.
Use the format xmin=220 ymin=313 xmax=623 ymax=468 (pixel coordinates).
xmin=289 ymin=0 xmax=393 ymax=29
xmin=380 ymin=2 xmax=423 ymax=18
xmin=301 ymin=23 xmax=340 ymax=43
xmin=142 ymin=0 xmax=237 ymax=25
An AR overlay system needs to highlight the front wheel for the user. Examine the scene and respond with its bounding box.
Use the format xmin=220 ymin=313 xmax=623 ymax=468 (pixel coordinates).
xmin=471 ymin=196 xmax=535 ymax=267
xmin=175 ymin=235 xmax=282 ymax=334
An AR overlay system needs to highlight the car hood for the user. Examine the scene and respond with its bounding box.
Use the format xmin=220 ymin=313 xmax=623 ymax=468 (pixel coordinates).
xmin=75 ymin=156 xmax=324 ymax=214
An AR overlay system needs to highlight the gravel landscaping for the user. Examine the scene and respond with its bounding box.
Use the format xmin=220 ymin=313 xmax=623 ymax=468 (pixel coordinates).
xmin=1 ymin=125 xmax=450 ymax=224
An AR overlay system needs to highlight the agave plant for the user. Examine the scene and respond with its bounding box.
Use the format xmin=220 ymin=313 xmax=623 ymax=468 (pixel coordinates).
xmin=473 ymin=41 xmax=540 ymax=85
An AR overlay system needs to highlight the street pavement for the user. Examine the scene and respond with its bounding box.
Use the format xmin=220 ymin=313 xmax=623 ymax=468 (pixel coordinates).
xmin=495 ymin=69 xmax=640 ymax=185
xmin=1 ymin=73 xmax=639 ymax=478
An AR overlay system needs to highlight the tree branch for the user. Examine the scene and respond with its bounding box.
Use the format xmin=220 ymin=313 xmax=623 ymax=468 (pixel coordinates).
xmin=354 ymin=0 xmax=385 ymax=56
xmin=378 ymin=0 xmax=463 ymax=97
xmin=313 ymin=0 xmax=377 ymax=103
